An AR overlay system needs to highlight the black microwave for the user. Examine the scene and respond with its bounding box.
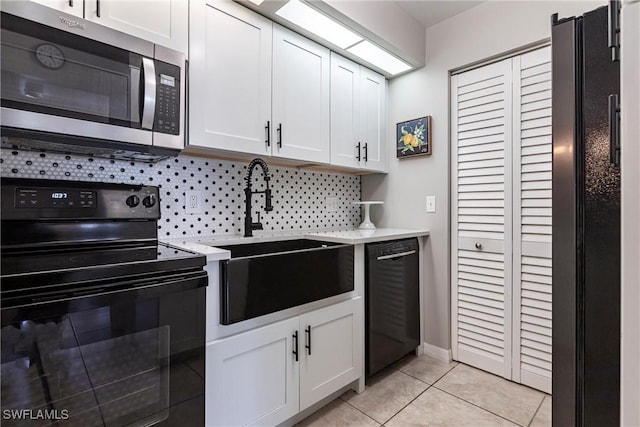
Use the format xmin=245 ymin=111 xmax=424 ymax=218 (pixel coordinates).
xmin=0 ymin=2 xmax=186 ymax=161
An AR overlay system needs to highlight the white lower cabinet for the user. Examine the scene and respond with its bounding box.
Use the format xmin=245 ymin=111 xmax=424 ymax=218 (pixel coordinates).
xmin=299 ymin=298 xmax=363 ymax=411
xmin=206 ymin=317 xmax=299 ymax=426
xmin=206 ymin=298 xmax=363 ymax=426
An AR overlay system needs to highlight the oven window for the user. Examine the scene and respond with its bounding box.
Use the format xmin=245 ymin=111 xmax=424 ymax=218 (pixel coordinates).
xmin=0 ymin=14 xmax=142 ymax=129
xmin=0 ymin=289 xmax=205 ymax=426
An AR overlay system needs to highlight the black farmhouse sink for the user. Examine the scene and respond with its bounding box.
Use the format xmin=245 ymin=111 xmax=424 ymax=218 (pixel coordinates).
xmin=217 ymin=239 xmax=354 ymax=324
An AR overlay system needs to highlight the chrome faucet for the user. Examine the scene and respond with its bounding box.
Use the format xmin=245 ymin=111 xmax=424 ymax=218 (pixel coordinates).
xmin=244 ymin=158 xmax=273 ymax=237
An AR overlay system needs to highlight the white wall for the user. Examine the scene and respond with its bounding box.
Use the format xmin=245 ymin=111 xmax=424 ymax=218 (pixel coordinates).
xmin=620 ymin=1 xmax=640 ymax=425
xmin=362 ymin=0 xmax=603 ymax=351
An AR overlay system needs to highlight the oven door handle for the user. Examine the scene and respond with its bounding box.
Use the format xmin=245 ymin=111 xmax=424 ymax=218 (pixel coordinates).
xmin=9 ymin=271 xmax=208 ymax=309
xmin=141 ymin=57 xmax=157 ymax=130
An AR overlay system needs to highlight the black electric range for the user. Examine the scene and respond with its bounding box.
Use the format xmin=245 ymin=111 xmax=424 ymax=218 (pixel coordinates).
xmin=0 ymin=178 xmax=207 ymax=427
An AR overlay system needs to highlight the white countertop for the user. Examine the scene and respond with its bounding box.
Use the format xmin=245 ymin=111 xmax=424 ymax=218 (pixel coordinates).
xmin=164 ymin=241 xmax=231 ymax=262
xmin=306 ymin=228 xmax=429 ymax=244
xmin=162 ymin=228 xmax=429 ymax=257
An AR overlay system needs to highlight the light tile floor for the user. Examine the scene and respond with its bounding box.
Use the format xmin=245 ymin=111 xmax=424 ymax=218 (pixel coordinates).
xmin=296 ymin=354 xmax=551 ymax=427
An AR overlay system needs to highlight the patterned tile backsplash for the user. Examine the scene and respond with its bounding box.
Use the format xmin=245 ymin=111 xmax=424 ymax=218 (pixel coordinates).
xmin=0 ymin=149 xmax=362 ymax=238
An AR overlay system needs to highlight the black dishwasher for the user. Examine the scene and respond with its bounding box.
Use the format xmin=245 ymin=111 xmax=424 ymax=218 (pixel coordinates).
xmin=366 ymin=238 xmax=420 ymax=377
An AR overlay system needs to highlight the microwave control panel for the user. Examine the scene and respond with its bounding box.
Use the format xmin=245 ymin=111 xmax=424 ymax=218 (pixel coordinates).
xmin=154 ymin=60 xmax=181 ymax=136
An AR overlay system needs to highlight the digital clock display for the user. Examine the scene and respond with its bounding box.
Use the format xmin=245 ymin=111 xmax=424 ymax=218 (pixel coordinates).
xmin=16 ymin=188 xmax=96 ymax=208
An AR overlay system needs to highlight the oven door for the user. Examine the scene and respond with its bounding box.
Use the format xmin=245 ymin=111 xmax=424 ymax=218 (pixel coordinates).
xmin=0 ymin=11 xmax=153 ymax=147
xmin=0 ymin=271 xmax=206 ymax=427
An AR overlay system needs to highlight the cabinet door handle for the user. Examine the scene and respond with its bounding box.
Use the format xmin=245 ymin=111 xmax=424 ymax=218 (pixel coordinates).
xmin=305 ymin=326 xmax=312 ymax=355
xmin=277 ymin=123 xmax=282 ymax=149
xmin=96 ymin=0 xmax=101 ymax=17
xmin=265 ymin=121 xmax=271 ymax=147
xmin=292 ymin=330 xmax=299 ymax=362
xmin=68 ymin=0 xmax=73 ymax=6
xmin=356 ymin=142 xmax=361 ymax=161
xmin=364 ymin=143 xmax=368 ymax=162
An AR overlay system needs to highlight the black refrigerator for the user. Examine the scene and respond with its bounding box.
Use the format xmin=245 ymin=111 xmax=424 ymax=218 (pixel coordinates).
xmin=551 ymin=4 xmax=621 ymax=427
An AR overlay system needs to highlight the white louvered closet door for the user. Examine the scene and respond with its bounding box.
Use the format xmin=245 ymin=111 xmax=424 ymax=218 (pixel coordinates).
xmin=512 ymin=47 xmax=552 ymax=393
xmin=451 ymin=58 xmax=513 ymax=379
xmin=451 ymin=46 xmax=552 ymax=392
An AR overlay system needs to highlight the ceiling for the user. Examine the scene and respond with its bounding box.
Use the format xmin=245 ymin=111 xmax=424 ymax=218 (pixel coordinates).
xmin=394 ymin=1 xmax=485 ymax=28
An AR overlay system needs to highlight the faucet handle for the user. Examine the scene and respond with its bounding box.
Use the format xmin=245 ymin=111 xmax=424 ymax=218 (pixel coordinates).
xmin=251 ymin=211 xmax=263 ymax=231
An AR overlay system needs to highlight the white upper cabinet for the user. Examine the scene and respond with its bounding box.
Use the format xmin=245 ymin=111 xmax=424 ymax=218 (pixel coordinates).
xmin=359 ymin=67 xmax=386 ymax=172
xmin=330 ymin=53 xmax=361 ymax=169
xmin=330 ymin=53 xmax=387 ymax=172
xmin=26 ymin=0 xmax=188 ymax=53
xmin=28 ymin=0 xmax=83 ymax=17
xmin=84 ymin=0 xmax=188 ymax=54
xmin=272 ymin=24 xmax=330 ymax=164
xmin=188 ymin=1 xmax=386 ymax=170
xmin=189 ymin=3 xmax=330 ymax=165
xmin=189 ymin=0 xmax=272 ymax=155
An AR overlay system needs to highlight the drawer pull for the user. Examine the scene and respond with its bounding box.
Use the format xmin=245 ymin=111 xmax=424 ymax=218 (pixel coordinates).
xmin=475 ymin=243 xmax=483 ymax=250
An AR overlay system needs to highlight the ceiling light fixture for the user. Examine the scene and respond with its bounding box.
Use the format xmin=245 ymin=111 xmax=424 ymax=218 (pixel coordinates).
xmin=246 ymin=0 xmax=264 ymax=5
xmin=275 ymin=0 xmax=363 ymax=49
xmin=347 ymin=40 xmax=412 ymax=76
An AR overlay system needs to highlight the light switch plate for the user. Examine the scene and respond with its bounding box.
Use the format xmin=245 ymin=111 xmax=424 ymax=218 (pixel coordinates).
xmin=426 ymin=195 xmax=436 ymax=213
xmin=326 ymin=196 xmax=338 ymax=212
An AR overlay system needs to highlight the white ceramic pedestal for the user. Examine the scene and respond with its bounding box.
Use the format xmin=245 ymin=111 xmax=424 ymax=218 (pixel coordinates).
xmin=353 ymin=201 xmax=384 ymax=229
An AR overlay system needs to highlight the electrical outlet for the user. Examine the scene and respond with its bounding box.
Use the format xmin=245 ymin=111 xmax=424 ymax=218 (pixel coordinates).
xmin=426 ymin=195 xmax=436 ymax=213
xmin=185 ymin=190 xmax=202 ymax=214
xmin=326 ymin=196 xmax=338 ymax=212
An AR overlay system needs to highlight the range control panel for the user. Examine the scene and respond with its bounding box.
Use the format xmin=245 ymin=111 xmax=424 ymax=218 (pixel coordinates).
xmin=1 ymin=178 xmax=160 ymax=220
xmin=16 ymin=188 xmax=96 ymax=209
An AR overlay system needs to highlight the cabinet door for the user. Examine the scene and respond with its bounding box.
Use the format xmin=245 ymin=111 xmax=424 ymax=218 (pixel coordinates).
xmin=273 ymin=24 xmax=330 ymax=164
xmin=206 ymin=317 xmax=299 ymax=426
xmin=28 ymin=0 xmax=83 ymax=17
xmin=359 ymin=67 xmax=387 ymax=172
xmin=299 ymin=298 xmax=363 ymax=411
xmin=84 ymin=0 xmax=188 ymax=53
xmin=330 ymin=53 xmax=361 ymax=168
xmin=189 ymin=0 xmax=272 ymax=156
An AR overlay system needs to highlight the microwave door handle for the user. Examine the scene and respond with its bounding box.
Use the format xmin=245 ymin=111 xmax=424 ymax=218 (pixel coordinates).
xmin=141 ymin=57 xmax=156 ymax=130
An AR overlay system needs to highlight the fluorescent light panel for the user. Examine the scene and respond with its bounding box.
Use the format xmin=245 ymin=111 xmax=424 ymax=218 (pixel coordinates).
xmin=276 ymin=0 xmax=362 ymax=49
xmin=347 ymin=40 xmax=412 ymax=76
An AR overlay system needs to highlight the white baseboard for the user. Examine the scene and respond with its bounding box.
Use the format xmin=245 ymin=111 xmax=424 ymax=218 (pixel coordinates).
xmin=423 ymin=342 xmax=453 ymax=363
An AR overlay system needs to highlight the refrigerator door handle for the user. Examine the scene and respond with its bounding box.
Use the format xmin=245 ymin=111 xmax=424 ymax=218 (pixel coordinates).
xmin=609 ymin=94 xmax=621 ymax=165
xmin=608 ymin=0 xmax=621 ymax=61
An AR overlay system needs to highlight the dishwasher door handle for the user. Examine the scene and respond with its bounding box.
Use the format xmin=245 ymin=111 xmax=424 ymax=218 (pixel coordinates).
xmin=376 ymin=250 xmax=416 ymax=260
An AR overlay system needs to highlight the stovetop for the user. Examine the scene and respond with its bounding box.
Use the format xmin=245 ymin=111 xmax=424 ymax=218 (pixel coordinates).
xmin=2 ymin=242 xmax=202 ymax=276
xmin=0 ymin=242 xmax=207 ymax=295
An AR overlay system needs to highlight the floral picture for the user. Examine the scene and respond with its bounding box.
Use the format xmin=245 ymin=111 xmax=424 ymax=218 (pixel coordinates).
xmin=397 ymin=116 xmax=432 ymax=158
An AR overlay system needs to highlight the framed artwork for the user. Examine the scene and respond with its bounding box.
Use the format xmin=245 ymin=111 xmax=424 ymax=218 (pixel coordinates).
xmin=397 ymin=116 xmax=432 ymax=158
